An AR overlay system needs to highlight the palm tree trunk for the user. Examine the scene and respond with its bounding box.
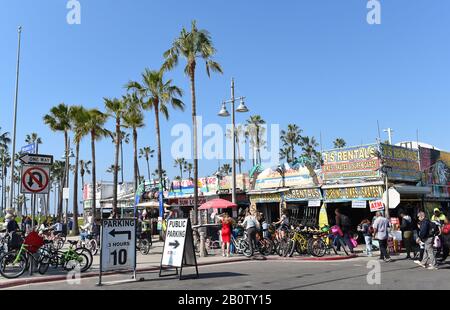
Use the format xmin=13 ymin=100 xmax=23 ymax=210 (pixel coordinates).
xmin=180 ymin=165 xmax=183 ymax=180
xmin=120 ymin=139 xmax=124 ymax=184
xmin=256 ymin=127 xmax=261 ymax=165
xmin=58 ymin=131 xmax=68 ymax=221
xmin=113 ymin=118 xmax=120 ymax=216
xmin=146 ymin=158 xmax=151 ymax=182
xmin=72 ymin=141 xmax=80 ymax=235
xmin=91 ymin=131 xmax=97 ymax=218
xmin=291 ymin=143 xmax=295 ymax=163
xmin=236 ymin=136 xmax=242 ymax=174
xmin=190 ymin=68 xmax=199 ymax=225
xmin=133 ymin=128 xmax=138 ymax=193
xmin=154 ymin=104 xmax=163 ymax=188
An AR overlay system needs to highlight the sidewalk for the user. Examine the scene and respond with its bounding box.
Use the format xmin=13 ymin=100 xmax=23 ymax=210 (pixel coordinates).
xmin=0 ymin=238 xmax=360 ymax=289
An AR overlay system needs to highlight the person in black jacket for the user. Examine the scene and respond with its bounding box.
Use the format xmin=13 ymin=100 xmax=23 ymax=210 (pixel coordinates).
xmin=415 ymin=212 xmax=437 ymax=270
xmin=399 ymin=212 xmax=413 ymax=259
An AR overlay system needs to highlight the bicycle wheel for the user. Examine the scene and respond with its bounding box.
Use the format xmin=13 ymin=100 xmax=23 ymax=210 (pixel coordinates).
xmin=37 ymin=255 xmax=50 ymax=275
xmin=88 ymin=239 xmax=98 ymax=256
xmin=311 ymin=239 xmax=327 ymax=257
xmin=64 ymin=253 xmax=89 ymax=273
xmin=288 ymin=240 xmax=297 ymax=257
xmin=241 ymin=240 xmax=253 ymax=257
xmin=258 ymin=238 xmax=272 ymax=256
xmin=55 ymin=239 xmax=65 ymax=250
xmin=139 ymin=240 xmax=150 ymax=255
xmin=75 ymin=248 xmax=93 ymax=270
xmin=0 ymin=252 xmax=28 ymax=279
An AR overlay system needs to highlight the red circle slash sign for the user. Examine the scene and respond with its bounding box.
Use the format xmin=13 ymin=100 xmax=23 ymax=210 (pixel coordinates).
xmin=22 ymin=167 xmax=49 ymax=193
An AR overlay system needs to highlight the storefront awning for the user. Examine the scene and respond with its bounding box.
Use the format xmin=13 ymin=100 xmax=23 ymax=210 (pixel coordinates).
xmin=394 ymin=185 xmax=432 ymax=196
xmin=247 ymin=188 xmax=290 ymax=195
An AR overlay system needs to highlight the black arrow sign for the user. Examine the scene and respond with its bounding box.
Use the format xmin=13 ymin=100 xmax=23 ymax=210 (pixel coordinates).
xmin=169 ymin=240 xmax=180 ymax=249
xmin=27 ymin=172 xmax=43 ymax=187
xmin=109 ymin=229 xmax=131 ymax=240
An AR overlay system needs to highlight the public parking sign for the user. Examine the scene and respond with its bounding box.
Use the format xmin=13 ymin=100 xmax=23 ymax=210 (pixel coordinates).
xmin=100 ymin=219 xmax=136 ymax=272
xmin=20 ymin=165 xmax=50 ymax=194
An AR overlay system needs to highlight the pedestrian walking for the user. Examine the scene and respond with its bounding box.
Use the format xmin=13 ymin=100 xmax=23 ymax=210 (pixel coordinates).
xmin=335 ymin=208 xmax=354 ymax=253
xmin=358 ymin=219 xmax=373 ymax=257
xmin=415 ymin=211 xmax=438 ymax=270
xmin=399 ymin=211 xmax=414 ymax=259
xmin=439 ymin=217 xmax=450 ymax=263
xmin=242 ymin=210 xmax=259 ymax=256
xmin=373 ymin=211 xmax=391 ymax=262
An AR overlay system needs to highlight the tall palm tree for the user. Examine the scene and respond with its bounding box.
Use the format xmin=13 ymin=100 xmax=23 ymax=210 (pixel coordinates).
xmin=43 ymin=103 xmax=71 ymax=221
xmin=152 ymin=169 xmax=167 ymax=190
xmin=280 ymin=124 xmax=303 ymax=163
xmin=106 ymin=165 xmax=121 ymax=175
xmin=111 ymin=130 xmax=130 ymax=185
xmin=174 ymin=158 xmax=187 ymax=180
xmin=126 ymin=68 xmax=184 ymax=196
xmin=69 ymin=105 xmax=89 ymax=235
xmin=300 ymin=136 xmax=321 ymax=185
xmin=279 ymin=146 xmax=293 ymax=164
xmin=163 ymin=20 xmax=223 ymax=225
xmin=84 ymin=109 xmax=109 ymax=218
xmin=123 ymin=93 xmax=145 ymax=192
xmin=333 ymin=138 xmax=347 ymax=149
xmin=25 ymin=133 xmax=43 ymax=153
xmin=246 ymin=115 xmax=266 ymax=165
xmin=105 ymin=97 xmax=126 ymax=216
xmin=139 ymin=147 xmax=155 ymax=182
xmin=79 ymin=160 xmax=91 ymax=190
xmin=184 ymin=162 xmax=193 ymax=180
xmin=50 ymin=160 xmax=65 ymax=216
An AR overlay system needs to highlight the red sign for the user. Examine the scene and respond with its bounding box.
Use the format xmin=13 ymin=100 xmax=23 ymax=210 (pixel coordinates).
xmin=369 ymin=200 xmax=385 ymax=212
xmin=21 ymin=166 xmax=50 ymax=194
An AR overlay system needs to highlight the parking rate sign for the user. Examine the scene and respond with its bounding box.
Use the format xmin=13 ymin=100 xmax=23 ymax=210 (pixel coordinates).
xmin=101 ymin=219 xmax=136 ymax=272
xmin=161 ymin=219 xmax=189 ymax=268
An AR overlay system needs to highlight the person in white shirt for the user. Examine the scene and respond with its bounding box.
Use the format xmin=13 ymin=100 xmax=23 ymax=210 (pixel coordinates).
xmin=241 ymin=210 xmax=260 ymax=255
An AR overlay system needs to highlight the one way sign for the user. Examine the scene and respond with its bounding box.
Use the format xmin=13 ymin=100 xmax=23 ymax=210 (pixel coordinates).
xmin=101 ymin=219 xmax=136 ymax=272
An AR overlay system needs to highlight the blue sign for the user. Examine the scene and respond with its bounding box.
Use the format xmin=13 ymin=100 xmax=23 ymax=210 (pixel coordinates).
xmin=21 ymin=144 xmax=35 ymax=154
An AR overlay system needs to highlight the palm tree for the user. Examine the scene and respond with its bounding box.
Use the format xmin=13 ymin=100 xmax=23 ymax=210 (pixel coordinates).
xmin=226 ymin=125 xmax=245 ymax=174
xmin=174 ymin=158 xmax=187 ymax=180
xmin=300 ymin=136 xmax=321 ymax=185
xmin=84 ymin=109 xmax=109 ymax=218
xmin=333 ymin=138 xmax=347 ymax=149
xmin=25 ymin=133 xmax=43 ymax=153
xmin=279 ymin=146 xmax=293 ymax=163
xmin=246 ymin=115 xmax=266 ymax=165
xmin=123 ymin=93 xmax=145 ymax=192
xmin=126 ymin=68 xmax=184 ymax=196
xmin=105 ymin=97 xmax=126 ymax=216
xmin=69 ymin=105 xmax=89 ymax=235
xmin=152 ymin=169 xmax=167 ymax=190
xmin=43 ymin=103 xmax=71 ymax=220
xmin=220 ymin=164 xmax=232 ymax=176
xmin=79 ymin=160 xmax=91 ymax=189
xmin=50 ymin=160 xmax=65 ymax=217
xmin=139 ymin=147 xmax=155 ymax=182
xmin=280 ymin=124 xmax=303 ymax=163
xmin=163 ymin=20 xmax=223 ymax=225
xmin=111 ymin=130 xmax=130 ymax=185
xmin=106 ymin=165 xmax=121 ymax=176
xmin=184 ymin=162 xmax=193 ymax=180
xmin=0 ymin=128 xmax=11 ymax=213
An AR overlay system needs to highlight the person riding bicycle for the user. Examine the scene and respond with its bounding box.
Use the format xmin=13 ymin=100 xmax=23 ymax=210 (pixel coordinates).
xmin=273 ymin=209 xmax=290 ymax=240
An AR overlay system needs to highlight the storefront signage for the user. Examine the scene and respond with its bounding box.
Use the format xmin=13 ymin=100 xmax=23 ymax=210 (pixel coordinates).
xmin=369 ymin=200 xmax=385 ymax=212
xmin=380 ymin=144 xmax=421 ymax=182
xmin=250 ymin=193 xmax=282 ymax=204
xmin=420 ymin=147 xmax=450 ymax=199
xmin=352 ymin=200 xmax=367 ymax=209
xmin=255 ymin=166 xmax=316 ymax=190
xmin=284 ymin=188 xmax=322 ymax=201
xmin=308 ymin=200 xmax=322 ymax=207
xmin=322 ymin=144 xmax=381 ymax=181
xmin=324 ymin=185 xmax=383 ymax=202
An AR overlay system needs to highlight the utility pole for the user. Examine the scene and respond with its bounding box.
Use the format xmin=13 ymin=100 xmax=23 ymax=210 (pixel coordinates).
xmin=383 ymin=128 xmax=394 ymax=145
xmin=8 ymin=26 xmax=22 ymax=212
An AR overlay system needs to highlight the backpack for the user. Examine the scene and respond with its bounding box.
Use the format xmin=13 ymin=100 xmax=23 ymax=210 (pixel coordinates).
xmin=428 ymin=221 xmax=440 ymax=238
xmin=340 ymin=214 xmax=351 ymax=227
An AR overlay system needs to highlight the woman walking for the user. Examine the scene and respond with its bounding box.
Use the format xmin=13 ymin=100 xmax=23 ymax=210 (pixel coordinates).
xmin=217 ymin=213 xmax=233 ymax=257
xmin=358 ymin=219 xmax=373 ymax=257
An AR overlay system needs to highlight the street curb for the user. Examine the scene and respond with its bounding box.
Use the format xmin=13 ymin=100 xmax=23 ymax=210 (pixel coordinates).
xmin=0 ymin=257 xmax=250 ymax=289
xmin=0 ymin=255 xmax=357 ymax=289
xmin=266 ymin=254 xmax=358 ymax=262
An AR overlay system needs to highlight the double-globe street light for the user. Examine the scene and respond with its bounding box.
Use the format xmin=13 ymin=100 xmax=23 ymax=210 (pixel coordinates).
xmin=218 ymin=78 xmax=249 ymax=204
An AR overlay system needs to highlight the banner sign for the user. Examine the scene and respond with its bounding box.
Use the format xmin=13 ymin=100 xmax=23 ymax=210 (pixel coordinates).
xmin=369 ymin=200 xmax=385 ymax=212
xmin=249 ymin=193 xmax=282 ymax=204
xmin=324 ymin=185 xmax=383 ymax=202
xmin=420 ymin=147 xmax=450 ymax=198
xmin=322 ymin=144 xmax=381 ymax=181
xmin=284 ymin=188 xmax=322 ymax=202
xmin=352 ymin=200 xmax=367 ymax=209
xmin=380 ymin=144 xmax=421 ymax=182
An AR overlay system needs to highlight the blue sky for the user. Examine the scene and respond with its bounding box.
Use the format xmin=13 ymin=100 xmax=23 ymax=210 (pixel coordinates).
xmin=1 ymin=1 xmax=450 ymax=201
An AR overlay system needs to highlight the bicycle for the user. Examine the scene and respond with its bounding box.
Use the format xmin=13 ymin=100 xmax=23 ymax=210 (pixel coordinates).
xmin=136 ymin=231 xmax=152 ymax=255
xmin=43 ymin=240 xmax=91 ymax=273
xmin=0 ymin=241 xmax=49 ymax=279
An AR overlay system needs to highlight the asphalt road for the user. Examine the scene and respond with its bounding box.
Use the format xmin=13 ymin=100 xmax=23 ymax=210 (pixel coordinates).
xmin=8 ymin=256 xmax=450 ymax=290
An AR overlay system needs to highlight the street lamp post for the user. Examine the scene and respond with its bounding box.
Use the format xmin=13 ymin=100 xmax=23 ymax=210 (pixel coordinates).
xmin=381 ymin=165 xmax=393 ymax=219
xmin=218 ymin=78 xmax=249 ymax=204
xmin=8 ymin=26 xmax=22 ymax=212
